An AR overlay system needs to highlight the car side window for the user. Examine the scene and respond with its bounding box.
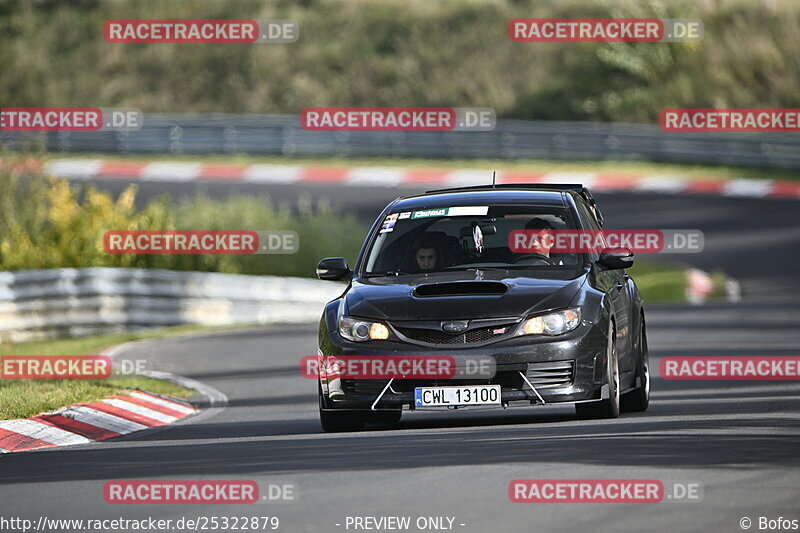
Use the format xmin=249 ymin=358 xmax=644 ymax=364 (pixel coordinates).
xmin=574 ymin=200 xmax=603 ymax=260
xmin=576 ymin=200 xmax=601 ymax=232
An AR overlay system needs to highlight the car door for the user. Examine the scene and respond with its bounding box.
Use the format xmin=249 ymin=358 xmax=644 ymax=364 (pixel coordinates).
xmin=576 ymin=199 xmax=635 ymax=376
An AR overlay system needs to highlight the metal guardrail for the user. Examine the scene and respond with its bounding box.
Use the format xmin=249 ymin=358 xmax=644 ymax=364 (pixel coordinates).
xmin=2 ymin=114 xmax=799 ymax=169
xmin=0 ymin=268 xmax=343 ymax=342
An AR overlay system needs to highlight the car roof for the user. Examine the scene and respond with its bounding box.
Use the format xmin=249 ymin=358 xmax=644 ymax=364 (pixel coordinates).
xmin=389 ymin=186 xmax=576 ymax=212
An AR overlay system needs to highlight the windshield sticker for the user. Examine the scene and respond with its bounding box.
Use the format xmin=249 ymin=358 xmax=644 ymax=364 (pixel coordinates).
xmin=411 ymin=208 xmax=447 ymax=219
xmin=411 ymin=206 xmax=489 ymax=219
xmin=448 ymin=206 xmax=489 ymax=216
xmin=398 ymin=211 xmax=411 ymax=219
xmin=380 ymin=213 xmax=399 ymax=233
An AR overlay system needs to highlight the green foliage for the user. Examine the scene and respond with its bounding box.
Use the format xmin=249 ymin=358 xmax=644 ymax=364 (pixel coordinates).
xmin=0 ymin=158 xmax=364 ymax=276
xmin=1 ymin=0 xmax=798 ymax=123
xmin=0 ymin=160 xmax=173 ymax=270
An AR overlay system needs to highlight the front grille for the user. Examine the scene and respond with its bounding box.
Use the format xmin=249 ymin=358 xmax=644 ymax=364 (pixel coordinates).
xmin=341 ymin=379 xmax=388 ymax=395
xmin=341 ymin=376 xmax=514 ymax=396
xmin=396 ymin=324 xmax=511 ymax=345
xmin=525 ymin=361 xmax=574 ymax=388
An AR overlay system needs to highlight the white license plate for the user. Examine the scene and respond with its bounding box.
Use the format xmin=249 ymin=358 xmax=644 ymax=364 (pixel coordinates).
xmin=414 ymin=385 xmax=501 ymax=407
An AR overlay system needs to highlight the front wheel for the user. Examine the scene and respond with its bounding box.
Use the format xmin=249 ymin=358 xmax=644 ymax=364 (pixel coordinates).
xmin=575 ymin=323 xmax=620 ymax=419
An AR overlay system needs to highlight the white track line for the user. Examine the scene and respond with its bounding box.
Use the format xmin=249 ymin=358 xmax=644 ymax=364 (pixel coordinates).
xmin=140 ymin=370 xmax=227 ymax=409
xmin=129 ymin=391 xmax=195 ymax=415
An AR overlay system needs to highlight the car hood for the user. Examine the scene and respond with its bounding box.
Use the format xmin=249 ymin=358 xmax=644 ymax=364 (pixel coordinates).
xmin=343 ymin=270 xmax=587 ymax=321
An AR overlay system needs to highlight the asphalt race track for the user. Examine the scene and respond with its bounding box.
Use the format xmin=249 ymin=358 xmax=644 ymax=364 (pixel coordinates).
xmin=2 ymin=184 xmax=799 ymax=533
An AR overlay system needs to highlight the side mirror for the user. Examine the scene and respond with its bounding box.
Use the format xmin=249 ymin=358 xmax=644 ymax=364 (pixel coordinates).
xmin=316 ymin=257 xmax=352 ymax=281
xmin=597 ymin=248 xmax=634 ymax=270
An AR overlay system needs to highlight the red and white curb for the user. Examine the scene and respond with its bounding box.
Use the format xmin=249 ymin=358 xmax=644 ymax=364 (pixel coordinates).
xmin=3 ymin=158 xmax=799 ymax=199
xmin=0 ymin=390 xmax=196 ymax=454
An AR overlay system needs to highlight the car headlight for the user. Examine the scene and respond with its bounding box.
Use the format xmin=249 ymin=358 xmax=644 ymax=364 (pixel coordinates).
xmin=518 ymin=308 xmax=581 ymax=336
xmin=338 ymin=316 xmax=390 ymax=342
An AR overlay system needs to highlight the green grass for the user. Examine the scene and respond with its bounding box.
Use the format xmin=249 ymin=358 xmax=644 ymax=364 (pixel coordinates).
xmin=41 ymin=152 xmax=800 ymax=182
xmin=0 ymin=323 xmax=249 ymax=420
xmin=0 ymin=378 xmax=188 ymax=421
xmin=628 ymin=259 xmax=689 ymax=303
xmin=628 ymin=258 xmax=732 ymax=304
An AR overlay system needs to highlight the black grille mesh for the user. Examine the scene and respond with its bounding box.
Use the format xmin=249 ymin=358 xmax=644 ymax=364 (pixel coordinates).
xmin=396 ymin=325 xmax=510 ymax=345
xmin=526 ymin=360 xmax=574 ymax=388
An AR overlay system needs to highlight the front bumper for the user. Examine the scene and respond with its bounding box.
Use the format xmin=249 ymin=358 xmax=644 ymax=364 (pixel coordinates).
xmin=319 ymin=321 xmax=609 ymax=411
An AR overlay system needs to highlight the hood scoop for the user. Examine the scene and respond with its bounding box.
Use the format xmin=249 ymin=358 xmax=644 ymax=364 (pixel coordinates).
xmin=413 ymin=281 xmax=508 ymax=298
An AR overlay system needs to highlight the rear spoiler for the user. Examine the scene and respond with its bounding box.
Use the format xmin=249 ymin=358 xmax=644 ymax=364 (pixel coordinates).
xmin=423 ymin=183 xmax=604 ymax=227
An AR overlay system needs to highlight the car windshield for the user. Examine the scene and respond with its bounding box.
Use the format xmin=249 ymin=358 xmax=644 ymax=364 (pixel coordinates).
xmin=362 ymin=205 xmax=585 ymax=277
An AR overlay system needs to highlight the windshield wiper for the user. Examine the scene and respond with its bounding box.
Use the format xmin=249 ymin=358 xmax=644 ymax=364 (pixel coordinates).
xmin=445 ymin=265 xmax=563 ymax=273
xmin=362 ymin=270 xmax=410 ymax=278
xmin=443 ymin=266 xmax=511 ymax=272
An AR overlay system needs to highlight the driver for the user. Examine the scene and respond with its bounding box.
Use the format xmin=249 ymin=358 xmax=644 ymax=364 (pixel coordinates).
xmin=411 ymin=236 xmax=440 ymax=272
xmin=522 ymin=217 xmax=569 ymax=266
xmin=523 ymin=217 xmax=555 ymax=257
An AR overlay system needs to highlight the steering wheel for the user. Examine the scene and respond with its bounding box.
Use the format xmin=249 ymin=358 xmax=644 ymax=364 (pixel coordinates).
xmin=510 ymin=253 xmax=556 ymax=266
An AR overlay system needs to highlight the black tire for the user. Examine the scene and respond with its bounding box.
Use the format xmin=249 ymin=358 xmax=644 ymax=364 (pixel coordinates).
xmin=367 ymin=409 xmax=402 ymax=426
xmin=318 ymin=382 xmax=366 ymax=432
xmin=575 ymin=322 xmax=620 ymax=419
xmin=621 ymin=317 xmax=650 ymax=413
